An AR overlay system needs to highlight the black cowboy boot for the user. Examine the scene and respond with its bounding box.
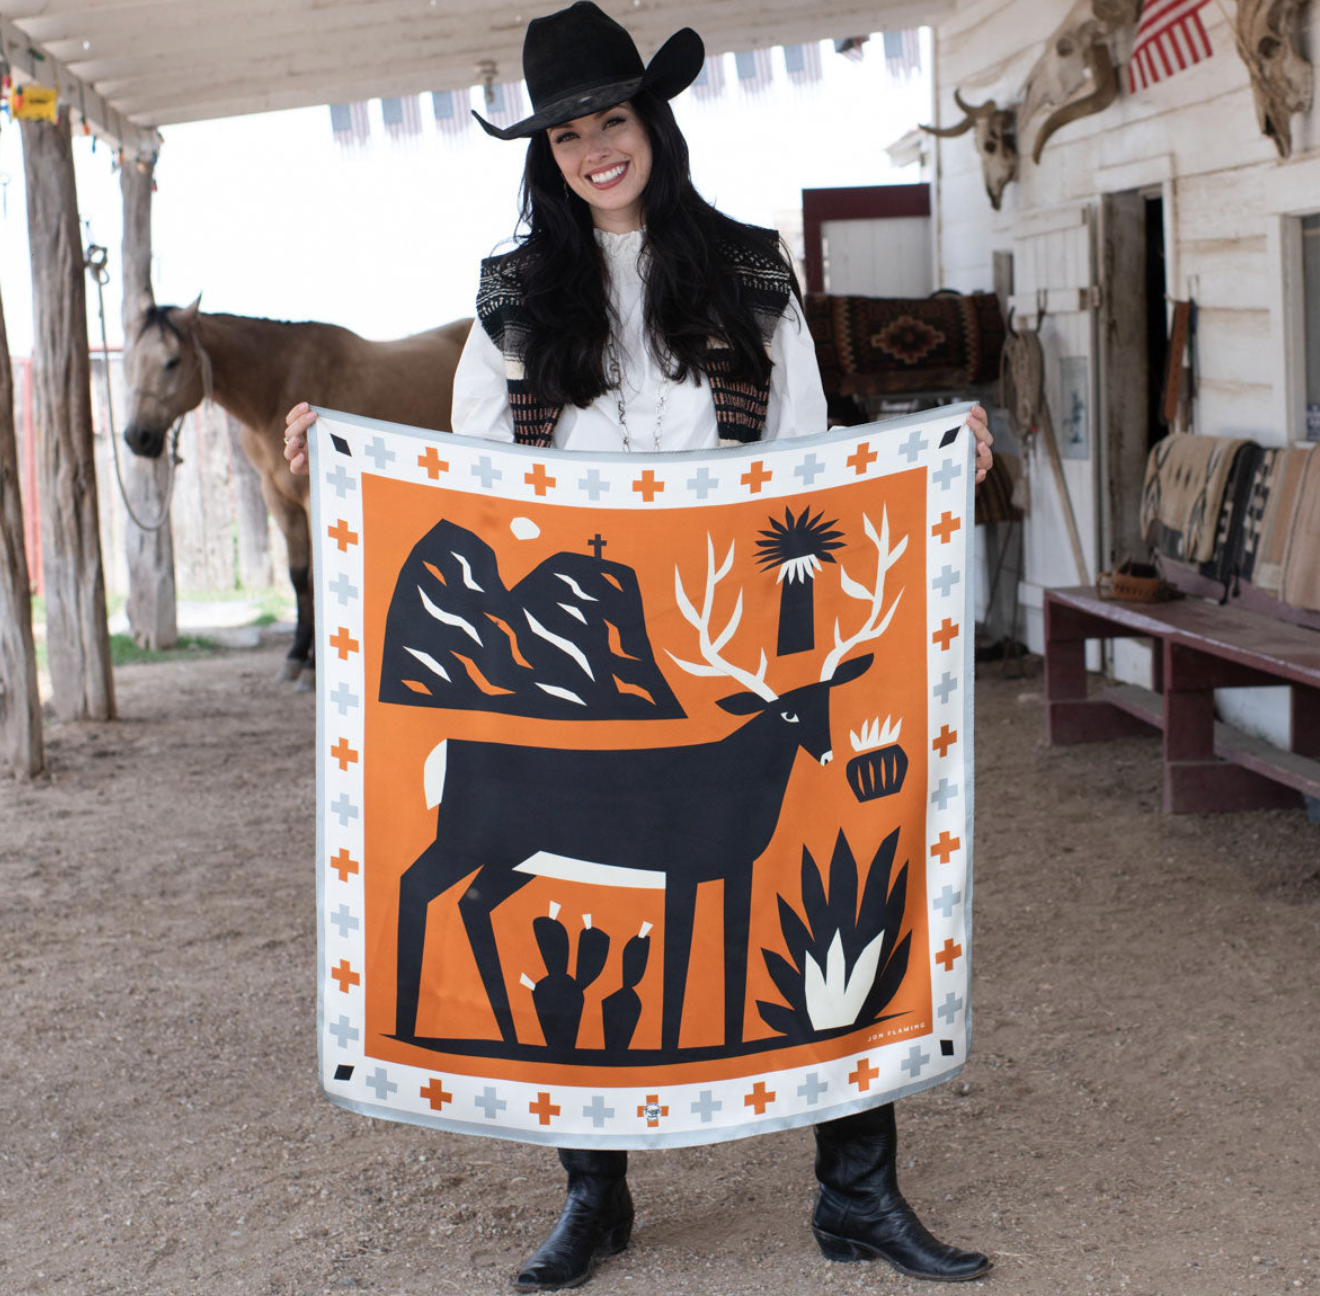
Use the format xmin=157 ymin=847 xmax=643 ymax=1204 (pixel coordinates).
xmin=812 ymin=1104 xmax=991 ymax=1282
xmin=514 ymin=1149 xmax=633 ymax=1291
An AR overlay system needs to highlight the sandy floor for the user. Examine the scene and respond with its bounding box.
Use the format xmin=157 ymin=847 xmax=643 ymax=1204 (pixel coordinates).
xmin=1 ymin=639 xmax=1317 ymax=1296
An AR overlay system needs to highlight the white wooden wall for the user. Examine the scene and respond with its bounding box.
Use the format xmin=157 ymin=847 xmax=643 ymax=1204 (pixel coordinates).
xmin=822 ymin=215 xmax=934 ymax=296
xmin=933 ymin=0 xmax=1320 ymax=742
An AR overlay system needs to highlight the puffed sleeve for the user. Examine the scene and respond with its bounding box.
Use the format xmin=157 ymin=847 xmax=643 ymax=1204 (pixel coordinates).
xmin=450 ymin=318 xmax=516 ymax=443
xmin=763 ymin=299 xmax=828 ymax=442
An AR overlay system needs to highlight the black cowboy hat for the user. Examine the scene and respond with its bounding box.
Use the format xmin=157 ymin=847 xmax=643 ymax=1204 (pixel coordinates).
xmin=473 ymin=1 xmax=704 ymax=140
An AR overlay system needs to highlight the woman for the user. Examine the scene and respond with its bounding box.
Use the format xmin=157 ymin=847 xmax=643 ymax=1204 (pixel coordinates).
xmin=286 ymin=4 xmax=993 ymax=1289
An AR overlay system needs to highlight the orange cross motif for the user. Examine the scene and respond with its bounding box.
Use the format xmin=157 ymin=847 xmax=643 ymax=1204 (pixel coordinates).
xmin=849 ymin=1057 xmax=880 ymax=1091
xmin=632 ymin=469 xmax=664 ymax=502
xmin=740 ymin=460 xmax=772 ymax=493
xmin=932 ymin=725 xmax=958 ymax=758
xmin=932 ymin=511 xmax=961 ymax=543
xmin=329 ymin=627 xmax=360 ymax=661
xmin=743 ymin=1081 xmax=775 ymax=1114
xmin=330 ymin=848 xmax=360 ymax=883
xmin=330 ymin=959 xmax=360 ymax=993
xmin=932 ymin=618 xmax=960 ymax=650
xmin=930 ymin=830 xmax=961 ymax=864
xmin=637 ymin=1094 xmax=669 ymax=1127
xmin=529 ymin=1092 xmax=561 ymax=1125
xmin=420 ymin=1077 xmax=453 ymax=1110
xmin=846 ymin=441 xmax=878 ymax=475
xmin=327 ymin=519 xmax=359 ymax=552
xmin=330 ymin=738 xmax=359 ymax=771
xmin=418 ymin=446 xmax=449 ymax=479
xmin=525 ymin=463 xmax=556 ymax=496
xmin=935 ymin=938 xmax=963 ymax=972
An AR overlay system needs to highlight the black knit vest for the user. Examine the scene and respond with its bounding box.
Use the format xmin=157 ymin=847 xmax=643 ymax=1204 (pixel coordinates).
xmin=474 ymin=228 xmax=793 ymax=448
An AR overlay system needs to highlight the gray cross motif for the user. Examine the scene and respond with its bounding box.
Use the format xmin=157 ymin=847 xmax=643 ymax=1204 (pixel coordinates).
xmin=900 ymin=429 xmax=929 ymax=463
xmin=475 ymin=1086 xmax=507 ymax=1119
xmin=330 ymin=794 xmax=359 ymax=827
xmin=364 ymin=437 xmax=396 ymax=471
xmin=328 ymin=683 xmax=360 ymax=717
xmin=582 ymin=1095 xmax=615 ymax=1128
xmin=930 ymin=778 xmax=959 ymax=811
xmin=933 ymin=672 xmax=958 ymax=704
xmin=900 ymin=1044 xmax=931 ymax=1078
xmin=325 ymin=464 xmax=356 ymax=500
xmin=471 ymin=456 xmax=502 ymax=489
xmin=931 ymin=564 xmax=960 ymax=597
xmin=578 ymin=468 xmax=610 ymax=501
xmin=931 ymin=885 xmax=962 ymax=918
xmin=329 ymin=904 xmax=359 ymax=938
xmin=690 ymin=1090 xmax=722 ymax=1123
xmin=686 ymin=466 xmax=719 ymax=500
xmin=932 ymin=459 xmax=962 ymax=491
xmin=797 ymin=1073 xmax=829 ymax=1104
xmin=328 ymin=1015 xmax=359 ymax=1049
xmin=365 ymin=1067 xmax=398 ymax=1100
xmin=327 ymin=573 xmax=359 ymax=607
xmin=794 ymin=454 xmax=825 ymax=486
xmin=937 ymin=992 xmax=964 ymax=1025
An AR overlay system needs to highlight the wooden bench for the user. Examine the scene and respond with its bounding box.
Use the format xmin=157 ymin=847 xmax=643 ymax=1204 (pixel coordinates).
xmin=1044 ymin=586 xmax=1320 ymax=814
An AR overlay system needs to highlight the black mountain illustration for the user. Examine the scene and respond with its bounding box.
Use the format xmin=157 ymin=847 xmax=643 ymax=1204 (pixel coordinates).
xmin=378 ymin=518 xmax=685 ymax=720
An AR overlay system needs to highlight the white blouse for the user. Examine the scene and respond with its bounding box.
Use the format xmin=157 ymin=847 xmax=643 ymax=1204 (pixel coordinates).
xmin=451 ymin=226 xmax=828 ymax=450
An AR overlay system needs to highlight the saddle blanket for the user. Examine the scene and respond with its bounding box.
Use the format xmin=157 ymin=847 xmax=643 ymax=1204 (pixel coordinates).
xmin=308 ymin=408 xmax=977 ymax=1147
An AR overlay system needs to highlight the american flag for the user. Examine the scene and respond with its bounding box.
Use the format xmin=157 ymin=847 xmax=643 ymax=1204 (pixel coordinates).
xmin=1128 ymin=0 xmax=1214 ymax=92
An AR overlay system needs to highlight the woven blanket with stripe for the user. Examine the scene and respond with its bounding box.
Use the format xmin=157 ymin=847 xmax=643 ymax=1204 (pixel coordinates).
xmin=1237 ymin=446 xmax=1312 ymax=595
xmin=805 ymin=293 xmax=1005 ymax=397
xmin=1281 ymin=447 xmax=1320 ymax=612
xmin=1140 ymin=433 xmax=1249 ymax=563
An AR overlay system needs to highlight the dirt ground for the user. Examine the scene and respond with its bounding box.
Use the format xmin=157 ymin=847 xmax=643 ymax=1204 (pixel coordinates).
xmin=2 ymin=633 xmax=1317 ymax=1296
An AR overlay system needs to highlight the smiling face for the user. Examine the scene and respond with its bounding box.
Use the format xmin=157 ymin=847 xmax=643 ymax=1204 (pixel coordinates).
xmin=548 ymin=101 xmax=653 ymax=234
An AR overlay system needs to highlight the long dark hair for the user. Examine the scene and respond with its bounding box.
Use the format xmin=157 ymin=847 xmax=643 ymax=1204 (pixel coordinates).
xmin=508 ymin=90 xmax=795 ymax=408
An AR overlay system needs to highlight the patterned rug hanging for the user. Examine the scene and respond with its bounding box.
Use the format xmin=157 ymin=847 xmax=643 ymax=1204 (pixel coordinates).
xmin=309 ymin=408 xmax=977 ymax=1148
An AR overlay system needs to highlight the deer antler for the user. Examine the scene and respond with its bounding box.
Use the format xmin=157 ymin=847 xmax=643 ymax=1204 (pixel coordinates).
xmin=670 ymin=536 xmax=778 ymax=701
xmin=821 ymin=508 xmax=908 ymax=681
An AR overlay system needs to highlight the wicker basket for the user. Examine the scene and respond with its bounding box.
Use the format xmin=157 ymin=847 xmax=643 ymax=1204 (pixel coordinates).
xmin=1096 ymin=561 xmax=1180 ymax=603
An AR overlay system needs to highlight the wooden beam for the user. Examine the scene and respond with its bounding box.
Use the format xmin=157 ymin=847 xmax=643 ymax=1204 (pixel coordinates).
xmin=22 ymin=113 xmax=117 ymax=723
xmin=1 ymin=13 xmax=158 ymax=156
xmin=0 ymin=278 xmax=45 ymax=777
xmin=10 ymin=0 xmax=952 ymax=127
xmin=120 ymin=157 xmax=178 ymax=652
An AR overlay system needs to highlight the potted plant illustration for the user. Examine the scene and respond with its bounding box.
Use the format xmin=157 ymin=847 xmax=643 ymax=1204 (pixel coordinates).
xmin=845 ymin=715 xmax=908 ymax=801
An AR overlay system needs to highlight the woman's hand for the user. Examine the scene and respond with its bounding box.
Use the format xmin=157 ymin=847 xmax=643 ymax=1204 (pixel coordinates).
xmin=284 ymin=402 xmax=316 ymax=476
xmin=968 ymin=403 xmax=993 ymax=484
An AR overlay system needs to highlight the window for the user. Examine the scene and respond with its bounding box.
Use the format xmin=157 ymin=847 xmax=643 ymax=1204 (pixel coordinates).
xmin=1304 ymin=214 xmax=1320 ymax=440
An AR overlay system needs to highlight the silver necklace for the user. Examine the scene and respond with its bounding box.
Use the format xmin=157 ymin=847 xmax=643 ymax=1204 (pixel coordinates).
xmin=607 ymin=341 xmax=667 ymax=452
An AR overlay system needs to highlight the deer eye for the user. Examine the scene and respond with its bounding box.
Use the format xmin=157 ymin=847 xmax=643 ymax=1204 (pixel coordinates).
xmin=780 ymin=710 xmax=800 ymax=723
xmin=164 ymin=357 xmax=181 ymax=371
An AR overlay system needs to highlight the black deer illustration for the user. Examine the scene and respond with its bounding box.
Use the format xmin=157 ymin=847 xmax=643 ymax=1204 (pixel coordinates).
xmin=395 ymin=513 xmax=907 ymax=1054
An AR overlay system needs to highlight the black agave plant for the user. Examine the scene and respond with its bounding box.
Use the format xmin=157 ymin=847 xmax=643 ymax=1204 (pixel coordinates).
xmin=756 ymin=828 xmax=911 ymax=1043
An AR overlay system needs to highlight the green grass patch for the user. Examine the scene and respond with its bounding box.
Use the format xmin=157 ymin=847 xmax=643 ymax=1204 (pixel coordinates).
xmin=109 ymin=633 xmax=222 ymax=666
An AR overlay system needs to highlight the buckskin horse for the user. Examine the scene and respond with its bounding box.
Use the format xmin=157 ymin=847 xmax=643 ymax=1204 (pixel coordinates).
xmin=122 ymin=296 xmax=472 ymax=685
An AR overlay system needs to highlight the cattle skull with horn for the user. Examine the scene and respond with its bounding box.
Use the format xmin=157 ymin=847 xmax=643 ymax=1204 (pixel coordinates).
xmin=1234 ymin=0 xmax=1313 ymax=159
xmin=1019 ymin=0 xmax=1139 ymax=163
xmin=920 ymin=90 xmax=1020 ymax=211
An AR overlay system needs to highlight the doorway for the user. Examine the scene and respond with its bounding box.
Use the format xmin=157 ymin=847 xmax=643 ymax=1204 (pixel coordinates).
xmin=1099 ymin=189 xmax=1168 ymax=566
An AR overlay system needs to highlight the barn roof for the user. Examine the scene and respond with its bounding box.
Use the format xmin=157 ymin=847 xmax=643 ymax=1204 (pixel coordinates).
xmin=0 ymin=0 xmax=951 ymax=156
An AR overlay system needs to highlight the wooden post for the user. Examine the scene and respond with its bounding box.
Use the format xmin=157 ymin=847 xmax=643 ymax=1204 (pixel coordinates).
xmin=0 ymin=277 xmax=45 ymax=776
xmin=226 ymin=413 xmax=274 ymax=589
xmin=120 ymin=156 xmax=178 ymax=649
xmin=22 ymin=113 xmax=116 ymax=721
